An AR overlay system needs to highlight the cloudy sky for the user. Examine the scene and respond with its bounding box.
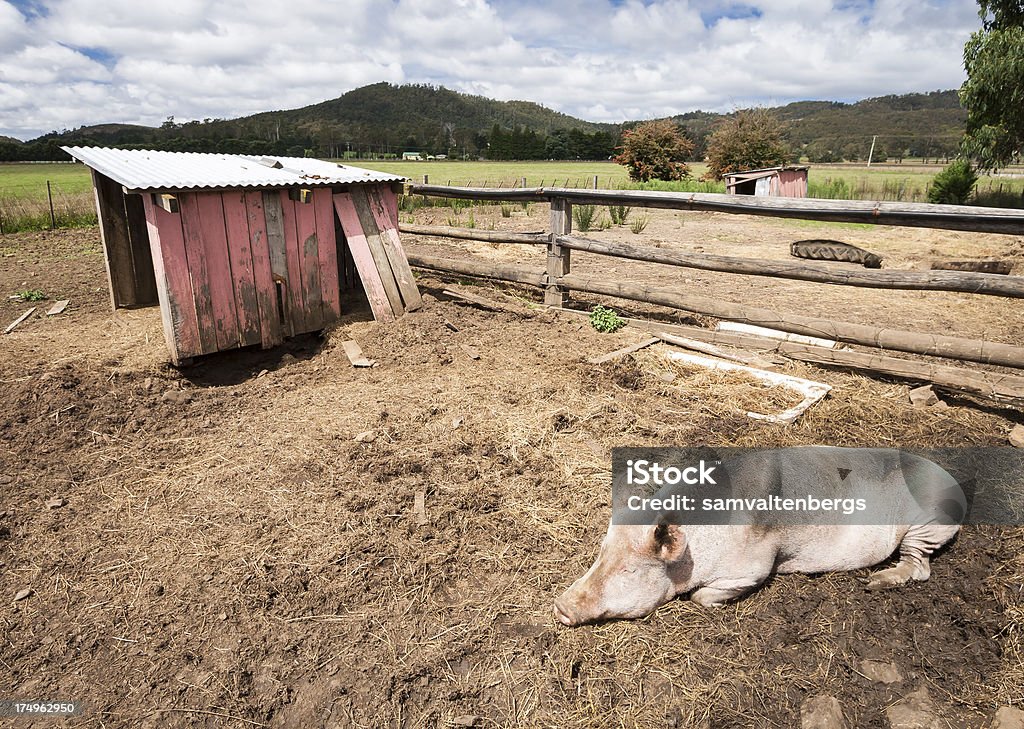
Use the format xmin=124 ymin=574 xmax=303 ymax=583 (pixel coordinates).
xmin=0 ymin=0 xmax=982 ymax=140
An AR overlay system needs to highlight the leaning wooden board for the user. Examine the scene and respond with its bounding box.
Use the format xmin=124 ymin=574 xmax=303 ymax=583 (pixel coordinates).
xmin=366 ymin=186 xmax=422 ymax=311
xmin=333 ymin=192 xmax=397 ymax=323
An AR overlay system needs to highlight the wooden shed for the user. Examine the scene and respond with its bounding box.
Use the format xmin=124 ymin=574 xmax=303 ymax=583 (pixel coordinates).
xmin=724 ymin=166 xmax=808 ymax=197
xmin=63 ymin=147 xmax=421 ymax=365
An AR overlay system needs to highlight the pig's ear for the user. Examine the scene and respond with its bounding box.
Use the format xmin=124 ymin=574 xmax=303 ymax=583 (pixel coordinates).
xmin=652 ymin=521 xmax=687 ymax=563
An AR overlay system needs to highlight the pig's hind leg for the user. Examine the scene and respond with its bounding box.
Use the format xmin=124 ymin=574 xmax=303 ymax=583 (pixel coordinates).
xmin=866 ymin=522 xmax=959 ymax=590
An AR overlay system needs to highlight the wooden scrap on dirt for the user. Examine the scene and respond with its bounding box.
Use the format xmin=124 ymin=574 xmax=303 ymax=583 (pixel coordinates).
xmin=413 ymin=490 xmax=428 ymax=525
xmin=341 ymin=340 xmax=376 ymax=368
xmin=459 ymin=344 xmax=481 ymax=360
xmin=666 ymin=350 xmax=832 ymax=424
xmin=587 ymin=337 xmax=659 ymax=365
xmin=654 ymin=331 xmax=779 ymax=369
xmin=932 ymin=259 xmax=1013 ymax=275
xmin=3 ymin=307 xmax=36 ymax=335
xmin=45 ymin=299 xmax=70 ymax=316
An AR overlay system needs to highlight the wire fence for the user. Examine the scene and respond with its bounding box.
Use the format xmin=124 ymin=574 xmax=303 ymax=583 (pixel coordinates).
xmin=0 ymin=181 xmax=97 ymax=234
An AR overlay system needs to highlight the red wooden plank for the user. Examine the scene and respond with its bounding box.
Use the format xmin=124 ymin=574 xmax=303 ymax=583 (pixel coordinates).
xmin=178 ymin=194 xmax=218 ymax=354
xmin=142 ymin=195 xmax=201 ymax=363
xmin=333 ymin=192 xmax=396 ymax=323
xmin=244 ymin=192 xmax=283 ymax=348
xmin=195 ymin=192 xmax=241 ymax=351
xmin=294 ymin=193 xmax=324 ymax=330
xmin=366 ymin=185 xmax=422 ymax=310
xmin=313 ymin=187 xmax=341 ymax=322
xmin=384 ymin=186 xmax=399 ymax=228
xmin=222 ymin=191 xmax=262 ymax=347
xmin=278 ymin=191 xmax=307 ymax=334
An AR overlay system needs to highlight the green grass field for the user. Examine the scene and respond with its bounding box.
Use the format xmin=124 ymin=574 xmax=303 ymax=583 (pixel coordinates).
xmin=1 ymin=158 xmax=1022 ymax=233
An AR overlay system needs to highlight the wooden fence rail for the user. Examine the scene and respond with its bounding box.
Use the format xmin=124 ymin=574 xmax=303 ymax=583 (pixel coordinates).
xmin=555 ymin=234 xmax=1024 ymax=299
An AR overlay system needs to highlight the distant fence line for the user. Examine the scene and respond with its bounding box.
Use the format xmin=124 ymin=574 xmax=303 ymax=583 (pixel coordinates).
xmin=0 ymin=180 xmax=96 ymax=234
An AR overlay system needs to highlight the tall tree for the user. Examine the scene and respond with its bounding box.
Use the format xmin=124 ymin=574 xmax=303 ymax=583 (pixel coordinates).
xmin=703 ymin=108 xmax=791 ymax=180
xmin=960 ymin=0 xmax=1024 ymax=169
xmin=614 ymin=120 xmax=694 ymax=182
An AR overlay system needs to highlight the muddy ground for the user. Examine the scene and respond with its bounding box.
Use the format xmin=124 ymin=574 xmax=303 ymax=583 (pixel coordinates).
xmin=1 ymin=205 xmax=1023 ymax=728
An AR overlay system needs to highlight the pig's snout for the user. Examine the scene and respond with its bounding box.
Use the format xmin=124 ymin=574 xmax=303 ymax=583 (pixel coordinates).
xmin=553 ymin=588 xmax=586 ymax=627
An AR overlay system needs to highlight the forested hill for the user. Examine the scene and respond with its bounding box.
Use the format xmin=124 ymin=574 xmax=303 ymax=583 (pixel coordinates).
xmin=0 ymin=83 xmax=966 ymax=163
xmin=670 ymin=90 xmax=966 ymax=162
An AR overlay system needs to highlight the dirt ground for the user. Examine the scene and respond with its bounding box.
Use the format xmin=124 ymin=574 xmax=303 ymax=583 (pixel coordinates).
xmin=1 ymin=204 xmax=1023 ymax=728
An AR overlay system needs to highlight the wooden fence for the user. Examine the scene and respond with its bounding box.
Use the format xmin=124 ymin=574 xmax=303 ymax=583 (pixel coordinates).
xmin=398 ymin=184 xmax=1024 ymax=405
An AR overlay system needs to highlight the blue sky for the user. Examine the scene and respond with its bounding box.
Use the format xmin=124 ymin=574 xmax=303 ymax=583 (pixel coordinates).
xmin=0 ymin=0 xmax=982 ymax=140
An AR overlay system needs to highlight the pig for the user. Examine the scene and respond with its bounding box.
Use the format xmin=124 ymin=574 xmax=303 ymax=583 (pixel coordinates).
xmin=554 ymin=447 xmax=963 ymax=626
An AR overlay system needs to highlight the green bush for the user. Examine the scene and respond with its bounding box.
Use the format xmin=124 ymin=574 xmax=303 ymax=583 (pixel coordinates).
xmin=928 ymin=160 xmax=978 ymax=205
xmin=589 ymin=305 xmax=626 ymax=333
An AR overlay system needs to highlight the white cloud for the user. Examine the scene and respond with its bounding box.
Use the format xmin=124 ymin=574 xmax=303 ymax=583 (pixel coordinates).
xmin=0 ymin=0 xmax=982 ymax=140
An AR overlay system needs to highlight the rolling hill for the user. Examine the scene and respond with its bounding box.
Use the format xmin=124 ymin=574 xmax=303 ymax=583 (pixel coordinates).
xmin=0 ymin=83 xmax=967 ymax=163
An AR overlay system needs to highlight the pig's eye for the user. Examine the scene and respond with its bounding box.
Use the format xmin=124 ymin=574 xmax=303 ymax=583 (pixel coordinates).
xmin=622 ymin=566 xmax=637 ymax=574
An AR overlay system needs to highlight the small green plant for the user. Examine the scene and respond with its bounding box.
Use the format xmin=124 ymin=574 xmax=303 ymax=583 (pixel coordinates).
xmin=500 ymin=203 xmax=513 ymax=218
xmin=445 ymin=215 xmax=460 ymax=227
xmin=573 ymin=204 xmax=597 ymax=232
xmin=589 ymin=304 xmax=626 ymax=333
xmin=15 ymin=288 xmax=46 ymax=301
xmin=928 ymin=159 xmax=978 ymax=205
xmin=629 ymin=215 xmax=650 ymax=234
xmin=519 ymin=201 xmax=532 ymax=213
xmin=609 ymin=204 xmax=632 ymax=225
xmin=597 ymin=214 xmax=612 ymax=231
xmin=465 ymin=211 xmax=476 ymax=229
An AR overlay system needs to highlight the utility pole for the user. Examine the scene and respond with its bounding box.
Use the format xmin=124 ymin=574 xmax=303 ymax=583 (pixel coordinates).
xmin=867 ymin=135 xmax=877 ymax=167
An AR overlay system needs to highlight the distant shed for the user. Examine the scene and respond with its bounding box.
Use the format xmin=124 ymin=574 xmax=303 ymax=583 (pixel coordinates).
xmin=63 ymin=147 xmax=420 ymax=365
xmin=724 ymin=166 xmax=808 ymax=197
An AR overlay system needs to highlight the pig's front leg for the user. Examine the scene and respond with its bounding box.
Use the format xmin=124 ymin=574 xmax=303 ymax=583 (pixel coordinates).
xmin=690 ymin=576 xmax=766 ymax=607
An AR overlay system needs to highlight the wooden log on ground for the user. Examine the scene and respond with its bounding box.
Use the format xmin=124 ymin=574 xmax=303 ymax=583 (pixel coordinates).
xmin=560 ymin=273 xmax=1024 ymax=369
xmin=556 ymin=235 xmax=1024 ymax=299
xmin=635 ymin=321 xmax=1024 ymax=408
xmin=399 ymin=223 xmax=547 ymax=245
xmin=406 ymin=252 xmax=546 ymax=288
xmin=774 ymin=342 xmax=1024 ymax=407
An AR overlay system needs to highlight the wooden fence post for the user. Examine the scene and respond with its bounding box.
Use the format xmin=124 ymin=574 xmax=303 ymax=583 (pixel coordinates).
xmin=546 ymin=197 xmax=571 ymax=306
xmin=47 ymin=181 xmax=56 ymax=229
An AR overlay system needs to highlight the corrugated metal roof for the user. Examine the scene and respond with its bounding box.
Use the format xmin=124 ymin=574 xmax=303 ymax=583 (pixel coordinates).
xmin=62 ymin=146 xmax=406 ymax=192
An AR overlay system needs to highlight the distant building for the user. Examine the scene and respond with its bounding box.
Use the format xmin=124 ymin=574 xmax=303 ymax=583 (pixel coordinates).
xmin=724 ymin=166 xmax=808 ymax=197
xmin=402 ymin=151 xmax=424 ymax=161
